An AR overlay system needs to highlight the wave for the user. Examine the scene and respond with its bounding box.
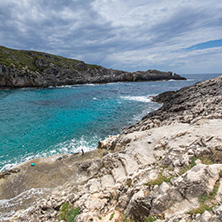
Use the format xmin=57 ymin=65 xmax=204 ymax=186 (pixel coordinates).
xmin=0 ymin=152 xmax=49 ymax=172
xmin=120 ymin=96 xmax=151 ymax=103
xmin=0 ymin=136 xmax=100 ymax=172
xmin=0 ymin=188 xmax=50 ymax=220
xmin=53 ymin=136 xmax=100 ymax=154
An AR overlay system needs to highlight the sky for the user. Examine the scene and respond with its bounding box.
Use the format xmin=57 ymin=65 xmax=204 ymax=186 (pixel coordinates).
xmin=0 ymin=0 xmax=222 ymax=74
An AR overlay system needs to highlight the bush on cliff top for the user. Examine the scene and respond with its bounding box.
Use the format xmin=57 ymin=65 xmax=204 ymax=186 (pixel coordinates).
xmin=0 ymin=45 xmax=101 ymax=72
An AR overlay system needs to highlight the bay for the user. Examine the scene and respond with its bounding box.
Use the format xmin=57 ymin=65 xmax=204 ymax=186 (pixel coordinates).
xmin=0 ymin=73 xmax=221 ymax=171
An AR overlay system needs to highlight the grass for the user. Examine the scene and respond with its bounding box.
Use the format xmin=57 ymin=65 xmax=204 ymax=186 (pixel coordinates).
xmin=59 ymin=202 xmax=79 ymax=222
xmin=87 ymin=64 xmax=102 ymax=69
xmin=109 ymin=213 xmax=115 ymax=220
xmin=121 ymin=211 xmax=135 ymax=222
xmin=144 ymin=214 xmax=165 ymax=222
xmin=121 ymin=210 xmax=164 ymax=222
xmin=199 ymin=156 xmax=214 ymax=165
xmin=144 ymin=216 xmax=157 ymax=222
xmin=179 ymin=156 xmax=197 ymax=175
xmin=199 ymin=181 xmax=220 ymax=204
xmin=109 ymin=194 xmax=113 ymax=201
xmin=188 ymin=180 xmax=220 ymax=215
xmin=126 ymin=178 xmax=132 ymax=187
xmin=188 ymin=204 xmax=215 ymax=215
xmin=145 ymin=172 xmax=174 ymax=186
xmin=145 ymin=157 xmax=198 ymax=187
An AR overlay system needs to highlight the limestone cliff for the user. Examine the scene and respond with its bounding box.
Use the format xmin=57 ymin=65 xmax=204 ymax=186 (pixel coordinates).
xmin=1 ymin=76 xmax=222 ymax=222
xmin=0 ymin=45 xmax=185 ymax=88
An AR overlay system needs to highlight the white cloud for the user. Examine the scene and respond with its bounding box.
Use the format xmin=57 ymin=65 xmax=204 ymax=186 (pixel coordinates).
xmin=0 ymin=0 xmax=222 ymax=73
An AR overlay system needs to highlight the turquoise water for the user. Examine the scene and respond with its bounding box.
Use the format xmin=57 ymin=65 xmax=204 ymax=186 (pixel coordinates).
xmin=0 ymin=74 xmax=221 ymax=171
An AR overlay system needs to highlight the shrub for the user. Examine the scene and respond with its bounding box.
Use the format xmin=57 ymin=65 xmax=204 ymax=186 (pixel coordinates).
xmin=59 ymin=202 xmax=79 ymax=222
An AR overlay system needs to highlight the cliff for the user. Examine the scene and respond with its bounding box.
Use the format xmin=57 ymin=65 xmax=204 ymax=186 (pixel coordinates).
xmin=1 ymin=76 xmax=222 ymax=222
xmin=0 ymin=45 xmax=185 ymax=88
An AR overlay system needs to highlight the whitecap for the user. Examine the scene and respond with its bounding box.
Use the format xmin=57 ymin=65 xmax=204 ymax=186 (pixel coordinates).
xmin=120 ymin=96 xmax=151 ymax=103
xmin=53 ymin=136 xmax=99 ymax=154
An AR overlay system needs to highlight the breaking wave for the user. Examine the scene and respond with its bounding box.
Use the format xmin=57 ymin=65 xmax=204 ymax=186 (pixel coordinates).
xmin=120 ymin=96 xmax=151 ymax=103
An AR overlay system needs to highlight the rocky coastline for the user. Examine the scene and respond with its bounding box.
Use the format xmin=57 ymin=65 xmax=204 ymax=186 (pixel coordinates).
xmin=0 ymin=46 xmax=185 ymax=88
xmin=1 ymin=76 xmax=222 ymax=222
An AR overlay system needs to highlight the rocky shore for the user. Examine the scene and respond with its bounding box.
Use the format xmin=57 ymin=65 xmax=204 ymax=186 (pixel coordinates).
xmin=1 ymin=76 xmax=222 ymax=222
xmin=0 ymin=46 xmax=185 ymax=88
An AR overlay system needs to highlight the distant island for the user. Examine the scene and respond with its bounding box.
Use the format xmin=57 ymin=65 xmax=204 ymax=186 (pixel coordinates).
xmin=0 ymin=45 xmax=186 ymax=88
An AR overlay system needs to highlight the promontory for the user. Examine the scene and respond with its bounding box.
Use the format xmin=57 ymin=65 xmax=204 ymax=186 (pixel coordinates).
xmin=0 ymin=45 xmax=185 ymax=88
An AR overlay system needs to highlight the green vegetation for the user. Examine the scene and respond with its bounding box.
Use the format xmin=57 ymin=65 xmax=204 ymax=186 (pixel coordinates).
xmin=0 ymin=45 xmax=101 ymax=72
xmin=87 ymin=63 xmax=102 ymax=69
xmin=145 ymin=172 xmax=174 ymax=186
xmin=59 ymin=202 xmax=79 ymax=222
xmin=188 ymin=180 xmax=220 ymax=215
xmin=220 ymin=170 xmax=222 ymax=178
xmin=144 ymin=214 xmax=165 ymax=222
xmin=122 ymin=218 xmax=135 ymax=222
xmin=121 ymin=211 xmax=164 ymax=222
xmin=121 ymin=211 xmax=135 ymax=222
xmin=199 ymin=156 xmax=214 ymax=165
xmin=98 ymin=216 xmax=102 ymax=220
xmin=145 ymin=216 xmax=157 ymax=222
xmin=109 ymin=213 xmax=115 ymax=220
xmin=188 ymin=204 xmax=215 ymax=215
xmin=126 ymin=178 xmax=132 ymax=187
xmin=199 ymin=181 xmax=220 ymax=204
xmin=145 ymin=157 xmax=198 ymax=187
xmin=109 ymin=194 xmax=113 ymax=201
xmin=179 ymin=156 xmax=197 ymax=175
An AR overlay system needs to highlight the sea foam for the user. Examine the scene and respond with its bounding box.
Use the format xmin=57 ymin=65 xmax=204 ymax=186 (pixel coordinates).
xmin=120 ymin=96 xmax=151 ymax=103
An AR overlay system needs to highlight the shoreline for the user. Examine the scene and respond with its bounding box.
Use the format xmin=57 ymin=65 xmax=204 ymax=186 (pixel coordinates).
xmin=0 ymin=77 xmax=187 ymax=90
xmin=0 ymin=45 xmax=186 ymax=88
xmin=1 ymin=75 xmax=222 ymax=221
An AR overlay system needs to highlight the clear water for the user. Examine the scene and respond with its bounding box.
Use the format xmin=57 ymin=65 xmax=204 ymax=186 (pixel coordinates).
xmin=0 ymin=74 xmax=221 ymax=172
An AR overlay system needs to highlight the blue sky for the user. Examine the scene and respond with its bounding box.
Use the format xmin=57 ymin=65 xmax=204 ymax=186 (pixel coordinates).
xmin=0 ymin=0 xmax=222 ymax=74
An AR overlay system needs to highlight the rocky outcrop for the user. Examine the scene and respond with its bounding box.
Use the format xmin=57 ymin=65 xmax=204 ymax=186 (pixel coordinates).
xmin=119 ymin=76 xmax=222 ymax=134
xmin=1 ymin=76 xmax=222 ymax=222
xmin=0 ymin=46 xmax=185 ymax=88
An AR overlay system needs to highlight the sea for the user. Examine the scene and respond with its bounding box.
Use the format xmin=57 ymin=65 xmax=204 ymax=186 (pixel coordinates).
xmin=0 ymin=73 xmax=221 ymax=172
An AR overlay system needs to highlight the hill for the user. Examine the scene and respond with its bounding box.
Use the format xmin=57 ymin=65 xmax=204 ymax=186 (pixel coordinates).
xmin=0 ymin=45 xmax=185 ymax=87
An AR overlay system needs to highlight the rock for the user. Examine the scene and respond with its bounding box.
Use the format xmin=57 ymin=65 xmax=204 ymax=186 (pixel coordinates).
xmin=173 ymin=164 xmax=222 ymax=199
xmin=151 ymin=91 xmax=176 ymax=104
xmin=201 ymin=211 xmax=212 ymax=222
xmin=126 ymin=188 xmax=151 ymax=221
xmin=0 ymin=46 xmax=186 ymax=88
xmin=98 ymin=135 xmax=118 ymax=150
xmin=4 ymin=76 xmax=222 ymax=222
xmin=121 ymin=76 xmax=222 ymax=134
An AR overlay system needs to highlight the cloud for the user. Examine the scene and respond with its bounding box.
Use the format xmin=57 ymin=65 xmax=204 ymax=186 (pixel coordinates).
xmin=0 ymin=0 xmax=222 ymax=73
